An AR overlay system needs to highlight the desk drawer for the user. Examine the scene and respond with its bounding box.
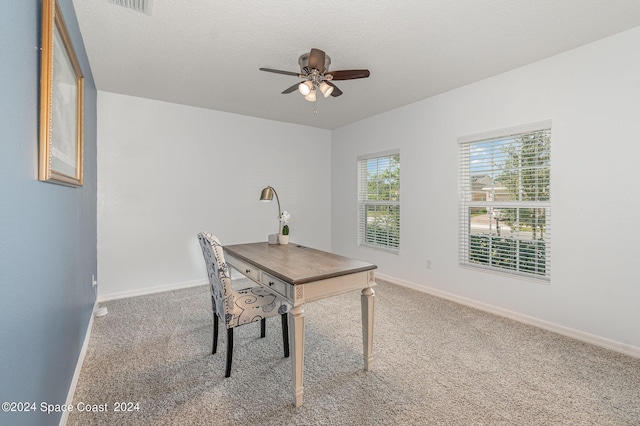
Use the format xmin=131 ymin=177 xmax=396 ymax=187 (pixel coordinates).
xmin=261 ymin=272 xmax=289 ymax=299
xmin=227 ymin=255 xmax=260 ymax=283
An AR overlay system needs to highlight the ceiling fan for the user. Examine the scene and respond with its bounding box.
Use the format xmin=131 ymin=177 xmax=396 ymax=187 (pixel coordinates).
xmin=259 ymin=48 xmax=370 ymax=102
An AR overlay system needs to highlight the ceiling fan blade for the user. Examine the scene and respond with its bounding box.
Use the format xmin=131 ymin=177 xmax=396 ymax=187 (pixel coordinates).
xmin=328 ymin=69 xmax=370 ymax=80
xmin=281 ymin=83 xmax=299 ymax=94
xmin=327 ymin=82 xmax=343 ymax=97
xmin=259 ymin=67 xmax=301 ymax=77
xmin=308 ymin=48 xmax=326 ymax=73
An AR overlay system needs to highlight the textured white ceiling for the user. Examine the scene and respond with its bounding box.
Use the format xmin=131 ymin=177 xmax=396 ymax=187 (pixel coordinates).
xmin=72 ymin=0 xmax=640 ymax=129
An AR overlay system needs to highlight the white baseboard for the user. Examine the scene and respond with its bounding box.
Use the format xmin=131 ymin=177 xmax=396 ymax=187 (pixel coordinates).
xmin=98 ymin=279 xmax=206 ymax=302
xmin=60 ymin=299 xmax=98 ymax=426
xmin=376 ymin=272 xmax=640 ymax=359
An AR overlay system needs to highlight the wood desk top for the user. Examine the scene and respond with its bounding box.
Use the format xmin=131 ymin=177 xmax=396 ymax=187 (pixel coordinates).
xmin=223 ymin=242 xmax=377 ymax=285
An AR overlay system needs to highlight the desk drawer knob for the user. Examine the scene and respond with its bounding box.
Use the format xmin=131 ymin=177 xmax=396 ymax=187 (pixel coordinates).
xmin=246 ymin=269 xmax=251 ymax=273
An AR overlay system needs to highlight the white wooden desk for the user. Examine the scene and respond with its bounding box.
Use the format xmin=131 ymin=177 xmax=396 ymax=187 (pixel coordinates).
xmin=223 ymin=242 xmax=377 ymax=407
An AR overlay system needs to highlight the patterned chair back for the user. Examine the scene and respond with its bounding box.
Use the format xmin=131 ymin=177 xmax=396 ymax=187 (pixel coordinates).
xmin=197 ymin=232 xmax=234 ymax=327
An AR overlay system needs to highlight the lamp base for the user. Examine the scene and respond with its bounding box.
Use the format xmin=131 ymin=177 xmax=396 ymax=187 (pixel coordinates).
xmin=268 ymin=234 xmax=280 ymax=245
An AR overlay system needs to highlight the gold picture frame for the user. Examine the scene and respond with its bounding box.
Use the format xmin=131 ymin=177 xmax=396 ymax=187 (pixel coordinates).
xmin=39 ymin=0 xmax=84 ymax=187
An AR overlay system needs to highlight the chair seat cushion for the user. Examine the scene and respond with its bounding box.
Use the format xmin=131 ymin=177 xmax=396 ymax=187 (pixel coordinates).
xmin=230 ymin=287 xmax=289 ymax=328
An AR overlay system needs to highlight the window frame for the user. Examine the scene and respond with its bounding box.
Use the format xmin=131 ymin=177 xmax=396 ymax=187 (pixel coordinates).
xmin=458 ymin=121 xmax=551 ymax=281
xmin=357 ymin=150 xmax=400 ymax=253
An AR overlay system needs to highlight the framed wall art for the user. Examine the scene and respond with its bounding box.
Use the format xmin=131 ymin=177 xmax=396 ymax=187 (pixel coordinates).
xmin=39 ymin=0 xmax=84 ymax=187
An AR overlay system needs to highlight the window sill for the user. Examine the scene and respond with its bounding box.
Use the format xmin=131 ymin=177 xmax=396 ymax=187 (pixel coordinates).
xmin=459 ymin=263 xmax=550 ymax=285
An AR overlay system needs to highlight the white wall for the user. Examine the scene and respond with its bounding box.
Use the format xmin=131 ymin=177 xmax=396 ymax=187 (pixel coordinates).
xmin=98 ymin=92 xmax=331 ymax=298
xmin=332 ymin=26 xmax=640 ymax=352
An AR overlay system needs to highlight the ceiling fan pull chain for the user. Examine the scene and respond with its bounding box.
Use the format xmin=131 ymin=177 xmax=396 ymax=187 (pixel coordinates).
xmin=313 ymin=101 xmax=318 ymax=115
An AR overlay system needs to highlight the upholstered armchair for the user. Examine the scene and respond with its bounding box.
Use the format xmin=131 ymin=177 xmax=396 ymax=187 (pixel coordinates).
xmin=197 ymin=232 xmax=290 ymax=377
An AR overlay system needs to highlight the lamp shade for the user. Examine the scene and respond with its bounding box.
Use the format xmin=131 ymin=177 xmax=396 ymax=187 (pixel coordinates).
xmin=260 ymin=186 xmax=274 ymax=202
xmin=319 ymin=81 xmax=334 ymax=98
xmin=298 ymin=81 xmax=313 ymax=96
xmin=304 ymin=89 xmax=317 ymax=102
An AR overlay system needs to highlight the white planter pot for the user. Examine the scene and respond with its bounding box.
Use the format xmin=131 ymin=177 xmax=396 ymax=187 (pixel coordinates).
xmin=279 ymin=234 xmax=289 ymax=245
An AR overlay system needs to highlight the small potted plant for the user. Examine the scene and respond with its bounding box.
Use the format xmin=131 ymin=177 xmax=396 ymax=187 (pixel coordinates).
xmin=279 ymin=210 xmax=291 ymax=245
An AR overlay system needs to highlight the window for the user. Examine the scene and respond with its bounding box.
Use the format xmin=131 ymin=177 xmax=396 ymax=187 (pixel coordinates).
xmin=358 ymin=151 xmax=400 ymax=252
xmin=459 ymin=121 xmax=551 ymax=280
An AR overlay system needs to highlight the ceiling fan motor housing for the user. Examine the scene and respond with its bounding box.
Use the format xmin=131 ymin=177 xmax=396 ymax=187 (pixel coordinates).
xmin=298 ymin=53 xmax=331 ymax=73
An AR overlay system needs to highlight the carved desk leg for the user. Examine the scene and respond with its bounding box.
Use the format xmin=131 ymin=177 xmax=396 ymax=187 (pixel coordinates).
xmin=361 ymin=286 xmax=375 ymax=371
xmin=290 ymin=304 xmax=305 ymax=407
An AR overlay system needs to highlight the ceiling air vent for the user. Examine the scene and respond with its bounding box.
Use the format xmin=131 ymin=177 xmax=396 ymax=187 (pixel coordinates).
xmin=108 ymin=0 xmax=153 ymax=15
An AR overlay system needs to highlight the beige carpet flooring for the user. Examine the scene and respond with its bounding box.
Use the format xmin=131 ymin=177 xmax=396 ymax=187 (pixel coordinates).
xmin=69 ymin=280 xmax=640 ymax=425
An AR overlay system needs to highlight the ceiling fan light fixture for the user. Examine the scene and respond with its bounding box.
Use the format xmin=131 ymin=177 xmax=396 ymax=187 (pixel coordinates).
xmin=259 ymin=48 xmax=370 ymax=108
xmin=319 ymin=82 xmax=333 ymax=98
xmin=298 ymin=81 xmax=313 ymax=96
xmin=304 ymin=89 xmax=317 ymax=102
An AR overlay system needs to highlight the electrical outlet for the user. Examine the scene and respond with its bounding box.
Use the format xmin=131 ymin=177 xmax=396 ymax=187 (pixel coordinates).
xmin=92 ymin=274 xmax=98 ymax=287
xmin=425 ymin=259 xmax=432 ymax=269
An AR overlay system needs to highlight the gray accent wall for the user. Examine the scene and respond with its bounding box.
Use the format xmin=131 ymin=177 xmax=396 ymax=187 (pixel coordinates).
xmin=0 ymin=1 xmax=97 ymax=425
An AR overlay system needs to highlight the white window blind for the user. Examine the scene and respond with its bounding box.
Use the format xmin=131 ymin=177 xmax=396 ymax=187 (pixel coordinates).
xmin=459 ymin=122 xmax=551 ymax=280
xmin=357 ymin=151 xmax=400 ymax=252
